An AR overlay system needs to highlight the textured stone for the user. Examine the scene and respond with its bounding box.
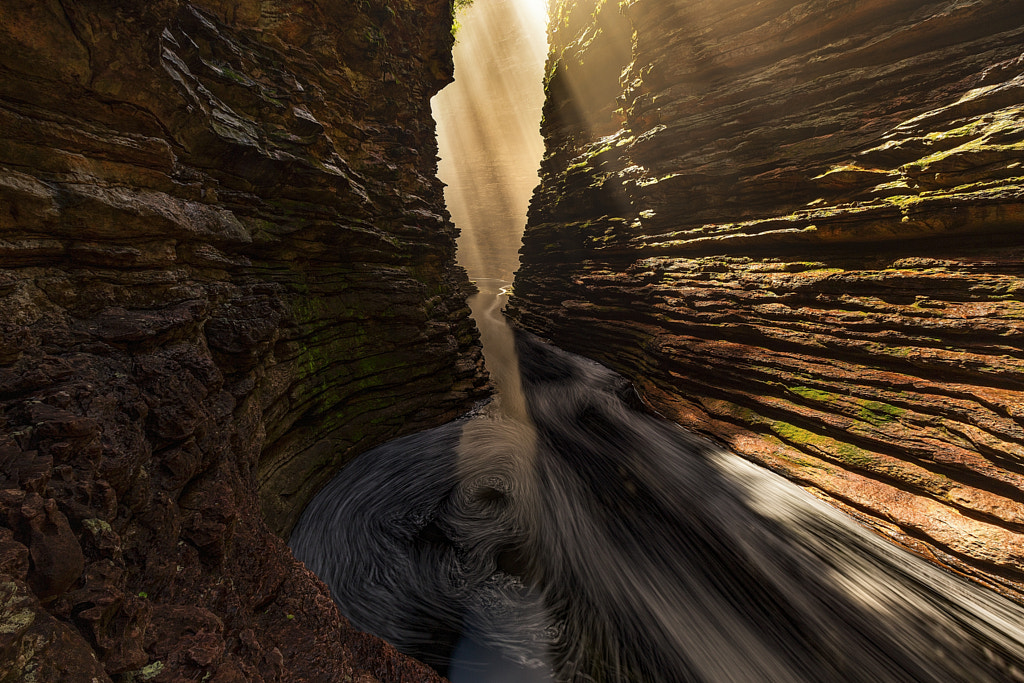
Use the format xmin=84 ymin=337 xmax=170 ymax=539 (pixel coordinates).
xmin=0 ymin=575 xmax=111 ymax=682
xmin=0 ymin=0 xmax=479 ymax=679
xmin=509 ymin=0 xmax=1024 ymax=600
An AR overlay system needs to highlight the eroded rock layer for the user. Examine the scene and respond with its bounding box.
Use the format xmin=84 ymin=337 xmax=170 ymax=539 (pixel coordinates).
xmin=509 ymin=0 xmax=1024 ymax=599
xmin=0 ymin=0 xmax=484 ymax=679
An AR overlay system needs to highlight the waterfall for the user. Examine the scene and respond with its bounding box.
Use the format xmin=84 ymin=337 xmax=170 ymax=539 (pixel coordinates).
xmin=290 ymin=1 xmax=1024 ymax=680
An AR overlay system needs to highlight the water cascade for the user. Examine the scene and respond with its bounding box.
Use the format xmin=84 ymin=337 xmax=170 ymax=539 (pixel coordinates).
xmin=290 ymin=1 xmax=1024 ymax=680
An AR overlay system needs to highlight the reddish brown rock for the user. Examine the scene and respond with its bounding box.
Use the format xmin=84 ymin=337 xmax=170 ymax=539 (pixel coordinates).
xmin=0 ymin=0 xmax=479 ymax=679
xmin=509 ymin=0 xmax=1024 ymax=600
xmin=15 ymin=493 xmax=86 ymax=598
xmin=0 ymin=574 xmax=112 ymax=682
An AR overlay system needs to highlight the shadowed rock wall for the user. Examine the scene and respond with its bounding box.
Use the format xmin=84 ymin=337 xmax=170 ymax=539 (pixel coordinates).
xmin=509 ymin=0 xmax=1024 ymax=599
xmin=0 ymin=0 xmax=485 ymax=679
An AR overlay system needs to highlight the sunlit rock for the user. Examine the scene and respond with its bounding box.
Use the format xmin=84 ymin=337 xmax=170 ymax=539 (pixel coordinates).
xmin=509 ymin=0 xmax=1024 ymax=599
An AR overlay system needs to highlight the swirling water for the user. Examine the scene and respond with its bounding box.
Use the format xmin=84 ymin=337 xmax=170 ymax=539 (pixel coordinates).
xmin=290 ymin=289 xmax=1024 ymax=682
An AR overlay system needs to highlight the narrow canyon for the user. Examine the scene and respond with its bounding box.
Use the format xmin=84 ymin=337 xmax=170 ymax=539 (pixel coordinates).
xmin=1 ymin=0 xmax=1023 ymax=681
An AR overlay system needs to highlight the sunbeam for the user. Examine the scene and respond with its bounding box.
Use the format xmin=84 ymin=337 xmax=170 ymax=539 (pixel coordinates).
xmin=432 ymin=0 xmax=548 ymax=285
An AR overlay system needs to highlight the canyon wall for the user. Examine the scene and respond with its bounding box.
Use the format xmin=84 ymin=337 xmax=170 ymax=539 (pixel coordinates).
xmin=509 ymin=0 xmax=1024 ymax=599
xmin=0 ymin=0 xmax=485 ymax=679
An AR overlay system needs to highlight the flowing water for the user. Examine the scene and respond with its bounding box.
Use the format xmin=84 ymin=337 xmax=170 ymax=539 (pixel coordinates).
xmin=290 ymin=307 xmax=1024 ymax=681
xmin=290 ymin=0 xmax=1024 ymax=680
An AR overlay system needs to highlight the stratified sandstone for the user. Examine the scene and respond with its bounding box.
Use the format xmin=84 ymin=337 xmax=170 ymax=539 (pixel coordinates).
xmin=0 ymin=0 xmax=484 ymax=680
xmin=509 ymin=0 xmax=1024 ymax=599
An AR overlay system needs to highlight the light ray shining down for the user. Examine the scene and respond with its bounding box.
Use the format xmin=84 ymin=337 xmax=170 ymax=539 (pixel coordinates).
xmin=432 ymin=0 xmax=548 ymax=285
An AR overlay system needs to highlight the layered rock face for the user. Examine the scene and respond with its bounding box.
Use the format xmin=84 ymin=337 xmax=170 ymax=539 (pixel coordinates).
xmin=0 ymin=0 xmax=485 ymax=679
xmin=509 ymin=0 xmax=1024 ymax=599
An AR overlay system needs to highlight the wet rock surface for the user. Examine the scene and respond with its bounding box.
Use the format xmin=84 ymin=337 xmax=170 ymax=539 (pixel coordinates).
xmin=509 ymin=0 xmax=1024 ymax=599
xmin=0 ymin=0 xmax=484 ymax=679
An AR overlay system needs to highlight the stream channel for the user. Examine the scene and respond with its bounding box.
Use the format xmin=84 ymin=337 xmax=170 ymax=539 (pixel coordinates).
xmin=290 ymin=1 xmax=1024 ymax=680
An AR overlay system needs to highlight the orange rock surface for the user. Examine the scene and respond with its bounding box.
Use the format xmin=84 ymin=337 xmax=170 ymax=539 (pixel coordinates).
xmin=510 ymin=0 xmax=1024 ymax=600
